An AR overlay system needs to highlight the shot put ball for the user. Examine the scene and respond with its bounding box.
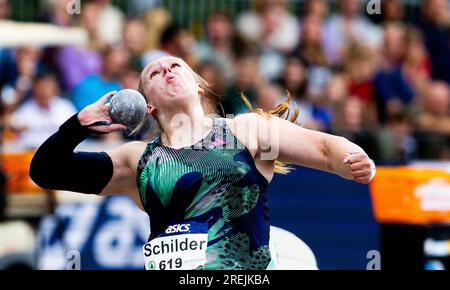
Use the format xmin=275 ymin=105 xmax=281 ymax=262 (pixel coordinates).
xmin=108 ymin=89 xmax=147 ymax=126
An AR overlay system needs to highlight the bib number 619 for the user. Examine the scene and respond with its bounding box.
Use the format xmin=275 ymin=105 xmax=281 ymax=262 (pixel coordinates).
xmin=159 ymin=258 xmax=183 ymax=270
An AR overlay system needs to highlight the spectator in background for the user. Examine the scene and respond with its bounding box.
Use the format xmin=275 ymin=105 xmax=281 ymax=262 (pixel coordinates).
xmin=197 ymin=60 xmax=224 ymax=94
xmin=196 ymin=11 xmax=236 ymax=87
xmin=0 ymin=0 xmax=10 ymax=20
xmin=71 ymin=45 xmax=129 ymax=111
xmin=236 ymin=0 xmax=299 ymax=80
xmin=381 ymin=22 xmax=407 ymax=67
xmin=323 ymin=74 xmax=348 ymax=107
xmin=340 ymin=41 xmax=378 ymax=125
xmin=92 ymin=0 xmax=125 ymax=46
xmin=197 ymin=60 xmax=225 ymax=105
xmin=56 ymin=2 xmax=103 ymax=91
xmin=330 ymin=97 xmax=377 ymax=159
xmin=142 ymin=24 xmax=198 ymax=69
xmin=414 ymin=81 xmax=450 ymax=159
xmin=381 ymin=0 xmax=405 ymax=23
xmin=294 ymin=15 xmax=332 ymax=99
xmin=403 ymin=28 xmax=431 ymax=93
xmin=277 ymin=55 xmax=331 ymax=131
xmin=120 ymin=65 xmax=141 ymax=91
xmin=39 ymin=0 xmax=73 ymax=26
xmin=10 ymin=74 xmax=76 ymax=149
xmin=123 ymin=18 xmax=147 ymax=68
xmin=195 ymin=61 xmax=222 ymax=116
xmin=332 ymin=96 xmax=364 ymax=140
xmin=323 ymin=0 xmax=382 ymax=67
xmin=223 ymin=54 xmax=263 ymax=115
xmin=236 ymin=0 xmax=299 ymax=53
xmin=416 ymin=81 xmax=450 ymax=135
xmin=141 ymin=7 xmax=171 ymax=53
xmin=278 ymin=55 xmax=308 ymax=108
xmin=379 ymin=112 xmax=417 ymax=164
xmin=9 ymin=46 xmax=45 ymax=88
xmin=374 ymin=23 xmax=415 ymax=124
xmin=256 ymin=82 xmax=283 ymax=112
xmin=1 ymin=47 xmax=44 ymax=112
xmin=296 ymin=15 xmax=327 ymax=67
xmin=302 ymin=0 xmax=329 ymax=20
xmin=371 ymin=0 xmax=405 ymax=24
xmin=415 ymin=0 xmax=450 ymax=84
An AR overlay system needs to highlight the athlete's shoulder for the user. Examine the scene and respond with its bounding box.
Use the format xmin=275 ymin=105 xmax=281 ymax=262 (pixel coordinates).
xmin=226 ymin=112 xmax=274 ymax=134
xmin=225 ymin=112 xmax=260 ymax=127
xmin=106 ymin=141 xmax=147 ymax=163
xmin=121 ymin=140 xmax=147 ymax=150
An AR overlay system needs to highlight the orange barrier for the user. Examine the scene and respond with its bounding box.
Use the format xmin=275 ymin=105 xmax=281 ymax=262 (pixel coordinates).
xmin=2 ymin=151 xmax=43 ymax=193
xmin=370 ymin=167 xmax=450 ymax=225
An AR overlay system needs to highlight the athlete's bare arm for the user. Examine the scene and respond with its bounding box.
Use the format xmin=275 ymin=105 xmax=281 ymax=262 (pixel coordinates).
xmin=228 ymin=113 xmax=374 ymax=184
xmin=100 ymin=141 xmax=147 ymax=211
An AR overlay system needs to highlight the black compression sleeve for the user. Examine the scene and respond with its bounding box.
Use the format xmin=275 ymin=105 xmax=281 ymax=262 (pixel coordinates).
xmin=29 ymin=114 xmax=114 ymax=194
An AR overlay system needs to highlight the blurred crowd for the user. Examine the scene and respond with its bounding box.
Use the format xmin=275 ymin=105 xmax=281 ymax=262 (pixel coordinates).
xmin=1 ymin=0 xmax=450 ymax=164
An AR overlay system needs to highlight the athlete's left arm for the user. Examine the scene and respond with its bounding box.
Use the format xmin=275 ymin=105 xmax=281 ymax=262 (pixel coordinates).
xmin=258 ymin=115 xmax=376 ymax=184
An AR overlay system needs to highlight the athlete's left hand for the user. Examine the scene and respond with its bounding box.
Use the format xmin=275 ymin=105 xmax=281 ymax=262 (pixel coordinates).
xmin=343 ymin=152 xmax=376 ymax=184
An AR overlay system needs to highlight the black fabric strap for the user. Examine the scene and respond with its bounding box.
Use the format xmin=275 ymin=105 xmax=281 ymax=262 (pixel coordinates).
xmin=29 ymin=114 xmax=114 ymax=194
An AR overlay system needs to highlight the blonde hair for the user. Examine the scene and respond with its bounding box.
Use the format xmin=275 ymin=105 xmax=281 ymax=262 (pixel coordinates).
xmin=240 ymin=91 xmax=299 ymax=174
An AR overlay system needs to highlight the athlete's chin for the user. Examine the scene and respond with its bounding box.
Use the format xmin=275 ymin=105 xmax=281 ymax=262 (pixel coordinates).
xmin=166 ymin=87 xmax=192 ymax=100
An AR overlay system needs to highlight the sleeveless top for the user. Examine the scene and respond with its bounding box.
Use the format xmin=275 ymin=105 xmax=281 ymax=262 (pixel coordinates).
xmin=136 ymin=117 xmax=273 ymax=270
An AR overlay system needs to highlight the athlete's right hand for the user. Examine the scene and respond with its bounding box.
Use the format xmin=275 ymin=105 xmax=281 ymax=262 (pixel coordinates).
xmin=78 ymin=91 xmax=127 ymax=133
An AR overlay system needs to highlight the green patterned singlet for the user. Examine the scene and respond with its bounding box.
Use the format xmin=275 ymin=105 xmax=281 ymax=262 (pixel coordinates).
xmin=136 ymin=117 xmax=275 ymax=270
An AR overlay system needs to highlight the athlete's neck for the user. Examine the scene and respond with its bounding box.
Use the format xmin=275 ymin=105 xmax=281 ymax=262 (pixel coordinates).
xmin=159 ymin=105 xmax=213 ymax=149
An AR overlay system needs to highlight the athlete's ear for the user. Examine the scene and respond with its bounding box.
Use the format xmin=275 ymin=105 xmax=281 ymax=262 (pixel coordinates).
xmin=148 ymin=105 xmax=157 ymax=118
xmin=198 ymin=84 xmax=205 ymax=96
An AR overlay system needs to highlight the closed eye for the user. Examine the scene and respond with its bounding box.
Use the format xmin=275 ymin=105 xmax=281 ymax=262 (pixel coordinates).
xmin=171 ymin=63 xmax=180 ymax=69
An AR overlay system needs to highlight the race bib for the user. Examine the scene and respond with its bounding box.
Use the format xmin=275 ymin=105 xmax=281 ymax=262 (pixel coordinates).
xmin=143 ymin=222 xmax=208 ymax=270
